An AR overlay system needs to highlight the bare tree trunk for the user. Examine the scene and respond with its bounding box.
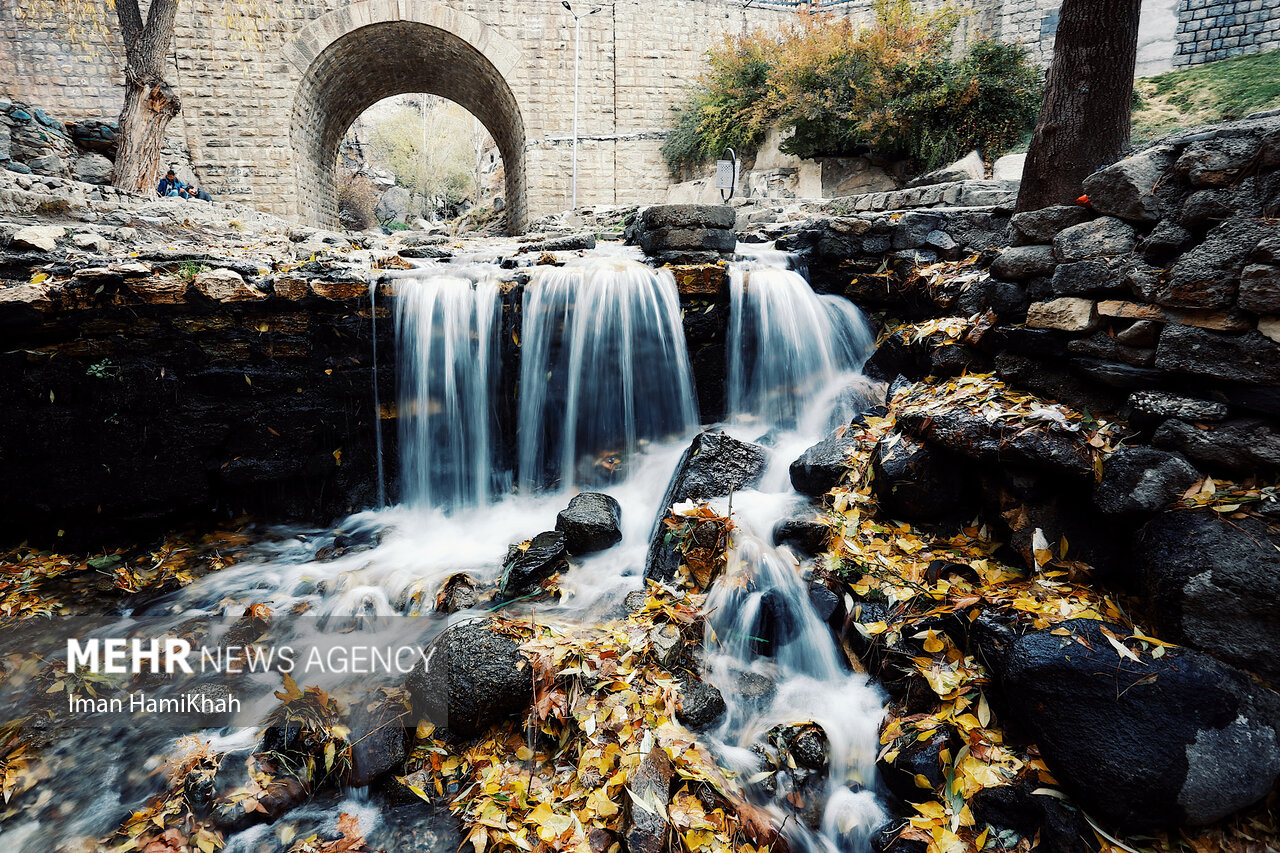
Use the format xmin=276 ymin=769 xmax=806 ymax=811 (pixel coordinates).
xmin=1015 ymin=0 xmax=1143 ymax=212
xmin=113 ymin=0 xmax=182 ymax=193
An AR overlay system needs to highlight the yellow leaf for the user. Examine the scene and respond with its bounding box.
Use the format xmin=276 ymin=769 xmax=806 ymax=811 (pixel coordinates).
xmin=324 ymin=740 xmax=335 ymax=772
xmin=913 ymin=773 xmax=934 ymax=790
xmin=977 ymin=693 xmax=991 ymax=728
xmin=30 ymin=272 xmax=48 ymax=285
xmin=922 ymin=629 xmax=944 ymax=654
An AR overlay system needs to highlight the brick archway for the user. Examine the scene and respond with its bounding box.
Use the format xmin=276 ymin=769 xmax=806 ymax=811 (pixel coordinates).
xmin=287 ymin=2 xmax=527 ymax=233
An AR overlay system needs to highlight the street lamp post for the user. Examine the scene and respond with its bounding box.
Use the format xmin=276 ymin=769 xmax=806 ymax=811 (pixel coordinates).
xmin=563 ymin=0 xmax=600 ymax=210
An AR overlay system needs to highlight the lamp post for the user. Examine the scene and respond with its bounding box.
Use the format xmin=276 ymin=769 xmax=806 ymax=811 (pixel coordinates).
xmin=562 ymin=0 xmax=600 ymax=210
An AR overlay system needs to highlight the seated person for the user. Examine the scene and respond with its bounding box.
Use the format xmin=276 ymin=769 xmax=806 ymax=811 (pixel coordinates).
xmin=156 ymin=168 xmax=185 ymax=197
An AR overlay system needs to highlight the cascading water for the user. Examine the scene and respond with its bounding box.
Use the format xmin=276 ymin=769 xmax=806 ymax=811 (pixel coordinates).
xmin=517 ymin=257 xmax=698 ymax=492
xmin=395 ymin=268 xmax=505 ymax=509
xmin=727 ymin=245 xmax=874 ymax=428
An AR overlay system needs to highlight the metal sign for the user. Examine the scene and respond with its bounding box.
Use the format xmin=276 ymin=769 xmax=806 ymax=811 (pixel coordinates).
xmin=715 ymin=148 xmax=738 ymax=202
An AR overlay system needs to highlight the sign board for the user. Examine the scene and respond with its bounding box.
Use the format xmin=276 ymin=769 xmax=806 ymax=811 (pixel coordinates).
xmin=715 ymin=149 xmax=738 ymax=201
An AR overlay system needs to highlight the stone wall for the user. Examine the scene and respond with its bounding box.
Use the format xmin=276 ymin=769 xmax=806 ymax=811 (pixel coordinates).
xmin=1175 ymin=0 xmax=1280 ymax=66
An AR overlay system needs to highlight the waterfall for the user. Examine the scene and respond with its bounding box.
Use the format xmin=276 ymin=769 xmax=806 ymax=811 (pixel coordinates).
xmin=517 ymin=257 xmax=699 ymax=492
xmin=370 ymin=279 xmax=386 ymax=508
xmin=727 ymin=247 xmax=874 ymax=428
xmin=395 ymin=269 xmax=504 ymax=510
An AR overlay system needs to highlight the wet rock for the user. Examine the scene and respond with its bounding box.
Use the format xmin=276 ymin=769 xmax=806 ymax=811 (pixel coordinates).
xmin=1141 ymin=219 xmax=1192 ymax=264
xmin=555 ymin=492 xmax=623 ymax=555
xmin=999 ymin=618 xmax=1280 ymax=829
xmin=405 ymin=619 xmax=533 ymax=737
xmin=348 ymin=694 xmax=411 ymax=786
xmin=1082 ymin=146 xmax=1175 ymax=223
xmin=649 ymin=624 xmax=683 ymax=669
xmin=969 ymin=781 xmax=1096 ymax=853
xmin=1010 ymin=205 xmax=1091 ymax=245
xmin=1126 ymin=390 xmax=1229 ymax=426
xmin=212 ymin=776 xmax=307 ymax=832
xmin=871 ymin=432 xmax=969 ymax=520
xmin=772 ymin=510 xmax=829 ymax=557
xmin=1052 ymin=216 xmax=1135 ymax=263
xmin=676 ymin=674 xmax=726 ymax=730
xmin=790 ymin=429 xmax=858 ymax=497
xmin=499 ymin=530 xmax=568 ymax=597
xmin=1115 ymin=319 xmax=1162 ymax=347
xmin=990 ymin=245 xmax=1055 ymax=281
xmin=645 ymin=431 xmax=767 ymax=581
xmin=737 ymin=671 xmax=777 ymax=706
xmin=1047 ymin=258 xmax=1123 ymax=297
xmin=634 ymin=204 xmax=736 ymax=263
xmin=1153 ymin=417 xmax=1280 ymax=473
xmin=624 ymin=746 xmax=675 ymax=853
xmin=863 ymin=329 xmax=929 ymax=383
xmin=1093 ymin=447 xmax=1199 ymax=515
xmin=955 ymin=275 xmax=1026 ymax=319
xmin=897 ymin=406 xmax=1095 ymax=481
xmin=807 ymin=582 xmax=844 ymax=628
xmin=519 ymin=232 xmax=597 ymax=253
xmin=397 ymin=246 xmax=451 ymax=260
xmin=1137 ymin=511 xmax=1280 ymax=684
xmin=877 ymin=724 xmax=958 ymax=804
xmin=435 ymin=573 xmax=477 ymax=614
xmin=1155 ymin=325 xmax=1280 ymax=386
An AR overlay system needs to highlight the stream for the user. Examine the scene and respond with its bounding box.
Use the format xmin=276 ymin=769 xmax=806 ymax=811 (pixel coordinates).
xmin=1 ymin=243 xmax=887 ymax=853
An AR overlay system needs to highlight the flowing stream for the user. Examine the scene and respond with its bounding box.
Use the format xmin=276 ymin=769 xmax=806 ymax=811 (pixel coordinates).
xmin=1 ymin=244 xmax=885 ymax=853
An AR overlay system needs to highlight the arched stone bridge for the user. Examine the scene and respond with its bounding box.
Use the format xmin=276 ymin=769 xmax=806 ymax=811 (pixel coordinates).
xmin=182 ymin=0 xmax=797 ymax=231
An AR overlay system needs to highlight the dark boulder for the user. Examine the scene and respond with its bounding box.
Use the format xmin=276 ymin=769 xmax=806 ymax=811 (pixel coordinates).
xmin=499 ymin=530 xmax=568 ymax=597
xmin=676 ymin=674 xmax=726 ymax=730
xmin=1009 ymin=205 xmax=1091 ymax=245
xmin=406 ymin=619 xmax=533 ymax=737
xmin=1158 ymin=220 xmax=1273 ymax=309
xmin=1136 ymin=510 xmax=1280 ymax=683
xmin=871 ymin=432 xmax=969 ymax=520
xmin=1052 ymin=216 xmax=1135 ymax=263
xmin=555 ymin=492 xmax=623 ymax=555
xmin=347 ymin=694 xmax=411 ymax=786
xmin=1126 ymin=390 xmax=1229 ymax=428
xmin=624 ymin=747 xmax=675 ymax=853
xmin=877 ymin=724 xmax=958 ymax=804
xmin=999 ymin=618 xmax=1280 ymax=829
xmin=1152 ymin=417 xmax=1280 ymax=474
xmin=863 ymin=329 xmax=929 ymax=383
xmin=1093 ymin=446 xmax=1200 ymax=515
xmin=790 ymin=430 xmax=860 ymax=497
xmin=772 ymin=510 xmax=830 ymax=557
xmin=645 ymin=430 xmax=768 ymax=581
xmin=1081 ymin=146 xmax=1175 ymax=223
xmin=897 ymin=407 xmax=1095 ymax=481
xmin=1156 ymin=325 xmax=1280 ymax=386
xmin=990 ymin=245 xmax=1056 ymax=281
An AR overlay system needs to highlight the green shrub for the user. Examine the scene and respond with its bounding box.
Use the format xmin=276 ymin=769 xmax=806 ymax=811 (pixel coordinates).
xmin=663 ymin=0 xmax=1042 ymax=176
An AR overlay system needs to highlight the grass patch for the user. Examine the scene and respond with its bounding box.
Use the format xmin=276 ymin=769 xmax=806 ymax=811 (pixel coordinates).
xmin=1132 ymin=48 xmax=1280 ymax=143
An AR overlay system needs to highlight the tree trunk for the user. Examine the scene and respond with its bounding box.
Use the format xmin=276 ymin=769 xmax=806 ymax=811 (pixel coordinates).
xmin=1015 ymin=0 xmax=1143 ymax=213
xmin=112 ymin=0 xmax=182 ymax=194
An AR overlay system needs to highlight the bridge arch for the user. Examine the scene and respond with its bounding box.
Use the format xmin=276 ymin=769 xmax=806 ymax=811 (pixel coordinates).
xmin=287 ymin=2 xmax=527 ymax=232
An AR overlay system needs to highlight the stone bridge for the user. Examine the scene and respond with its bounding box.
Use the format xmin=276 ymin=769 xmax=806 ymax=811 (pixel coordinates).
xmin=2 ymin=0 xmax=1262 ymax=231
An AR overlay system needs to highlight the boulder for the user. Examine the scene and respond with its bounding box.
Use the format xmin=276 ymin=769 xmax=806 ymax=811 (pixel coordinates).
xmin=999 ymin=618 xmax=1280 ymax=829
xmin=193 ymin=268 xmax=266 ymax=302
xmin=10 ymin=225 xmax=65 ymax=252
xmin=72 ymin=152 xmax=113 ymax=185
xmin=499 ymin=530 xmax=568 ymax=597
xmin=1136 ymin=511 xmax=1280 ymax=683
xmin=890 ymin=212 xmax=943 ymax=250
xmin=1082 ymin=146 xmax=1174 ymax=223
xmin=624 ymin=747 xmax=675 ymax=853
xmin=1238 ymin=263 xmax=1280 ymax=313
xmin=347 ymin=695 xmax=410 ymax=786
xmin=897 ymin=407 xmax=1095 ymax=481
xmin=1152 ymin=417 xmax=1280 ymax=473
xmin=990 ymin=245 xmax=1056 ymax=281
xmin=634 ymin=205 xmax=736 ymax=263
xmin=906 ymin=150 xmax=984 ymax=187
xmin=375 ymin=186 xmax=411 ymax=223
xmin=519 ymin=233 xmax=597 ymax=254
xmin=555 ymin=492 xmax=623 ymax=555
xmin=1141 ymin=220 xmax=1192 ymax=264
xmin=1176 ymin=136 xmax=1262 ymax=187
xmin=991 ymin=152 xmax=1026 ymax=183
xmin=676 ymin=674 xmax=726 ymax=730
xmin=1155 ymin=324 xmax=1280 ymax=386
xmin=1052 ymin=216 xmax=1135 ymax=263
xmin=772 ymin=510 xmax=830 ymax=557
xmin=1046 ymin=258 xmax=1122 ymax=296
xmin=1158 ymin=220 xmax=1273 ymax=309
xmin=1126 ymin=390 xmax=1229 ymax=426
xmin=1093 ymin=447 xmax=1199 ymax=515
xmin=790 ymin=429 xmax=858 ymax=496
xmin=27 ymin=154 xmax=67 ymax=176
xmin=877 ymin=725 xmax=957 ymax=804
xmin=863 ymin=329 xmax=929 ymax=383
xmin=645 ymin=430 xmax=768 ymax=581
xmin=871 ymin=432 xmax=968 ymax=520
xmin=1010 ymin=205 xmax=1091 ymax=245
xmin=406 ymin=619 xmax=532 ymax=736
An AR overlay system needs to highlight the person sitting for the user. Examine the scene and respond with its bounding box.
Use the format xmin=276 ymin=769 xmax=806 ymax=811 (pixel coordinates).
xmin=157 ymin=168 xmax=185 ymax=197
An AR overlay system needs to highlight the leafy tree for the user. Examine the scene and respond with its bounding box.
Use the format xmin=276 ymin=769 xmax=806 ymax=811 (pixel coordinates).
xmin=663 ymin=0 xmax=1041 ymax=176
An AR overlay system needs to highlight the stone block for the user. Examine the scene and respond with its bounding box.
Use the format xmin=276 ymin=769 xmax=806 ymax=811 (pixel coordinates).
xmin=194 ymin=268 xmax=266 ymax=302
xmin=1160 ymin=220 xmax=1272 ymax=309
xmin=1098 ymin=300 xmax=1165 ymax=320
xmin=1081 ymin=145 xmax=1174 ymax=223
xmin=1052 ymin=216 xmax=1136 ymax=263
xmin=10 ymin=224 xmax=64 ymax=251
xmin=1026 ymin=297 xmax=1099 ymax=332
xmin=1239 ymin=264 xmax=1280 ymax=313
xmin=1156 ymin=324 xmax=1280 ymax=384
xmin=1010 ymin=204 xmax=1091 ymax=245
xmin=991 ymin=244 xmax=1056 ymax=281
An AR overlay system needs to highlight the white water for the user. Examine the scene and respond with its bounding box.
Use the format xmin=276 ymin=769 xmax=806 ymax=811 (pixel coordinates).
xmin=3 ymin=246 xmax=887 ymax=853
xmin=517 ymin=257 xmax=698 ymax=492
xmin=727 ymin=244 xmax=874 ymax=428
